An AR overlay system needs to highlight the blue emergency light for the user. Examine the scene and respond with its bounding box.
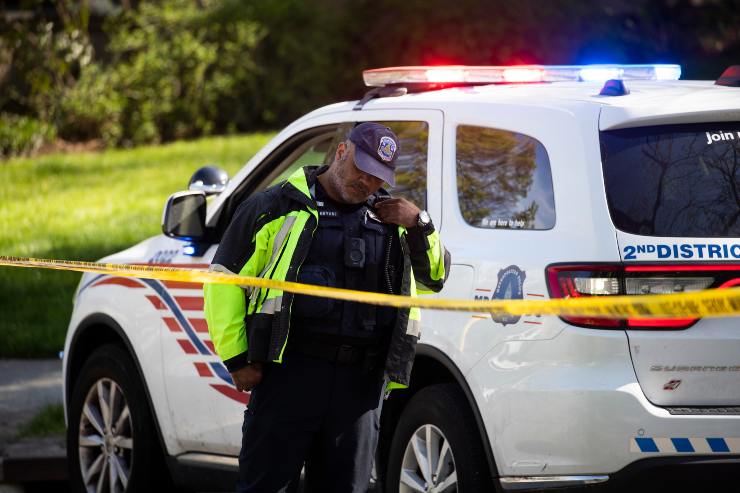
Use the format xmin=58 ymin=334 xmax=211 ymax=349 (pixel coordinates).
xmin=183 ymin=242 xmax=208 ymax=257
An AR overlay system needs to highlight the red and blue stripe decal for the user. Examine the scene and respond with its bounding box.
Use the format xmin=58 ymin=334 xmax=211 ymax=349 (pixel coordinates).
xmin=84 ymin=264 xmax=249 ymax=404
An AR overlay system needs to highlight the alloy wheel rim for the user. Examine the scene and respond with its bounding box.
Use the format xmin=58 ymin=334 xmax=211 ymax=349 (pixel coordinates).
xmin=399 ymin=424 xmax=457 ymax=493
xmin=78 ymin=378 xmax=133 ymax=493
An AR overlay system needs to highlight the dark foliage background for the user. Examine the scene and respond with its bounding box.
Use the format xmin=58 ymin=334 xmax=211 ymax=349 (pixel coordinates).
xmin=1 ymin=0 xmax=739 ymax=156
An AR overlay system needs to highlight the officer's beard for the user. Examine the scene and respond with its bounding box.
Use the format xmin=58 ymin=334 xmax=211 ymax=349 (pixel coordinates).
xmin=336 ymin=180 xmax=369 ymax=204
xmin=327 ymin=157 xmax=370 ymax=205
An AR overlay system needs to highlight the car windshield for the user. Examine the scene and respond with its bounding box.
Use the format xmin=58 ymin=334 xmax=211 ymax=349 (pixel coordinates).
xmin=600 ymin=122 xmax=740 ymax=238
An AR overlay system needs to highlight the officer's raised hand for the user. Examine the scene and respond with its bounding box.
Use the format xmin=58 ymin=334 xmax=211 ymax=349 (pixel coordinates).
xmin=373 ymin=197 xmax=421 ymax=228
xmin=230 ymin=362 xmax=263 ymax=392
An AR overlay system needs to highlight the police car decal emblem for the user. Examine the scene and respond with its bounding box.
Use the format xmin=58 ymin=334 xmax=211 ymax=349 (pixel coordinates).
xmin=377 ymin=136 xmax=396 ymax=162
xmin=492 ymin=265 xmax=526 ymax=326
xmin=84 ymin=265 xmax=250 ymax=405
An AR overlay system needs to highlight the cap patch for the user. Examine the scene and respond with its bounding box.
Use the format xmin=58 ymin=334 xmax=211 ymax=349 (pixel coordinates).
xmin=377 ymin=136 xmax=397 ymax=162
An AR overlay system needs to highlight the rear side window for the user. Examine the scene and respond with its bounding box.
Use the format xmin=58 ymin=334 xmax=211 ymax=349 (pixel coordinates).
xmin=456 ymin=125 xmax=555 ymax=229
xmin=601 ymin=123 xmax=740 ymax=238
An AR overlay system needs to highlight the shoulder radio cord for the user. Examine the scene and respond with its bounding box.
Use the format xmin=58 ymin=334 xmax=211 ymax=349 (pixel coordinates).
xmin=383 ymin=233 xmax=394 ymax=295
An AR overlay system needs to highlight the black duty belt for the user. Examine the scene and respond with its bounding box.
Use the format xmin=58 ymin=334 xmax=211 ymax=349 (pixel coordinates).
xmin=288 ymin=339 xmax=376 ymax=365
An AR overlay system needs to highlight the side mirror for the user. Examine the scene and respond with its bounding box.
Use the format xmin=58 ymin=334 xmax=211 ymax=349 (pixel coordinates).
xmin=162 ymin=191 xmax=208 ymax=240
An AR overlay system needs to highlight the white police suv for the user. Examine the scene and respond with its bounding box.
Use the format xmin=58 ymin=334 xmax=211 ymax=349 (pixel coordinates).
xmin=63 ymin=64 xmax=740 ymax=492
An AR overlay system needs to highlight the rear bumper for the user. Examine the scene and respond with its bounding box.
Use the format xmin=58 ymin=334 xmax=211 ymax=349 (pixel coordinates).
xmin=467 ymin=324 xmax=740 ymax=478
xmin=499 ymin=455 xmax=740 ymax=491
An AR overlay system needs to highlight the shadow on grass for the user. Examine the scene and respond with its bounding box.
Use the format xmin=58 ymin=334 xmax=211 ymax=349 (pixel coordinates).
xmin=0 ymin=242 xmax=136 ymax=358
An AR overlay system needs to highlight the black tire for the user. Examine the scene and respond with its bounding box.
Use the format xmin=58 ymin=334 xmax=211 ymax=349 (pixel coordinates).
xmin=385 ymin=383 xmax=492 ymax=493
xmin=67 ymin=343 xmax=172 ymax=492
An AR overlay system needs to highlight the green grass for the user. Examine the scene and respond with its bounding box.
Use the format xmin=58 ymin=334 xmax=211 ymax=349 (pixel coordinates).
xmin=18 ymin=404 xmax=66 ymax=437
xmin=0 ymin=133 xmax=275 ymax=357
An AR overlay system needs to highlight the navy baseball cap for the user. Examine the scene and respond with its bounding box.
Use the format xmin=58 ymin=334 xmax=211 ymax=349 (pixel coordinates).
xmin=349 ymin=122 xmax=399 ymax=187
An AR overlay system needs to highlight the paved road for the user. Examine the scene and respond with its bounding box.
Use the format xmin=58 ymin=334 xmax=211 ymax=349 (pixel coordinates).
xmin=0 ymin=358 xmax=64 ymax=453
xmin=0 ymin=358 xmax=66 ymax=492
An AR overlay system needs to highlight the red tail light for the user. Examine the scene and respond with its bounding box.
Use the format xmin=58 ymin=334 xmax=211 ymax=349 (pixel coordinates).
xmin=546 ymin=263 xmax=740 ymax=329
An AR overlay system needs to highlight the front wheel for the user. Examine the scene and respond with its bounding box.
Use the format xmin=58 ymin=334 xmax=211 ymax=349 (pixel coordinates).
xmin=67 ymin=344 xmax=171 ymax=492
xmin=385 ymin=384 xmax=492 ymax=493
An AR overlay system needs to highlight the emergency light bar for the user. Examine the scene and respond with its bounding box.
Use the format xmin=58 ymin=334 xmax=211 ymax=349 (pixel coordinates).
xmin=363 ymin=64 xmax=682 ymax=87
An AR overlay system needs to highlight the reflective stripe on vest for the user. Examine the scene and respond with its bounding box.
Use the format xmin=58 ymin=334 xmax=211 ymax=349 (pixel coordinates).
xmin=248 ymin=215 xmax=297 ymax=307
xmin=406 ymin=318 xmax=420 ymax=337
xmin=259 ymin=295 xmax=283 ymax=315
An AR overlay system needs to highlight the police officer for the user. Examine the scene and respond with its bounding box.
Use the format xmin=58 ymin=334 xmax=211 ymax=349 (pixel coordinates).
xmin=204 ymin=122 xmax=450 ymax=492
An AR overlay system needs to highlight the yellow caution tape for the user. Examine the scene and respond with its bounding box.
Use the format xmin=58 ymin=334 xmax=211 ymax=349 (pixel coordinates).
xmin=1 ymin=255 xmax=740 ymax=319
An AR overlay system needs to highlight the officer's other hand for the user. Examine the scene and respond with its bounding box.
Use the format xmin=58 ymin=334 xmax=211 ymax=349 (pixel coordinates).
xmin=374 ymin=197 xmax=420 ymax=228
xmin=230 ymin=362 xmax=263 ymax=392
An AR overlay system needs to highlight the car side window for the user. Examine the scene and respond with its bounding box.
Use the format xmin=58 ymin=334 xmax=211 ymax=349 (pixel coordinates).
xmin=456 ymin=125 xmax=555 ymax=230
xmin=325 ymin=121 xmax=429 ymax=209
xmin=260 ymin=132 xmax=336 ymax=190
xmin=215 ymin=126 xmax=338 ymax=237
xmin=219 ymin=121 xmax=430 ymax=238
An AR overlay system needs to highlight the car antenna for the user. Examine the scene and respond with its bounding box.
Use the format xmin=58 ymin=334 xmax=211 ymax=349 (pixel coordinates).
xmin=354 ymin=86 xmax=407 ymax=110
